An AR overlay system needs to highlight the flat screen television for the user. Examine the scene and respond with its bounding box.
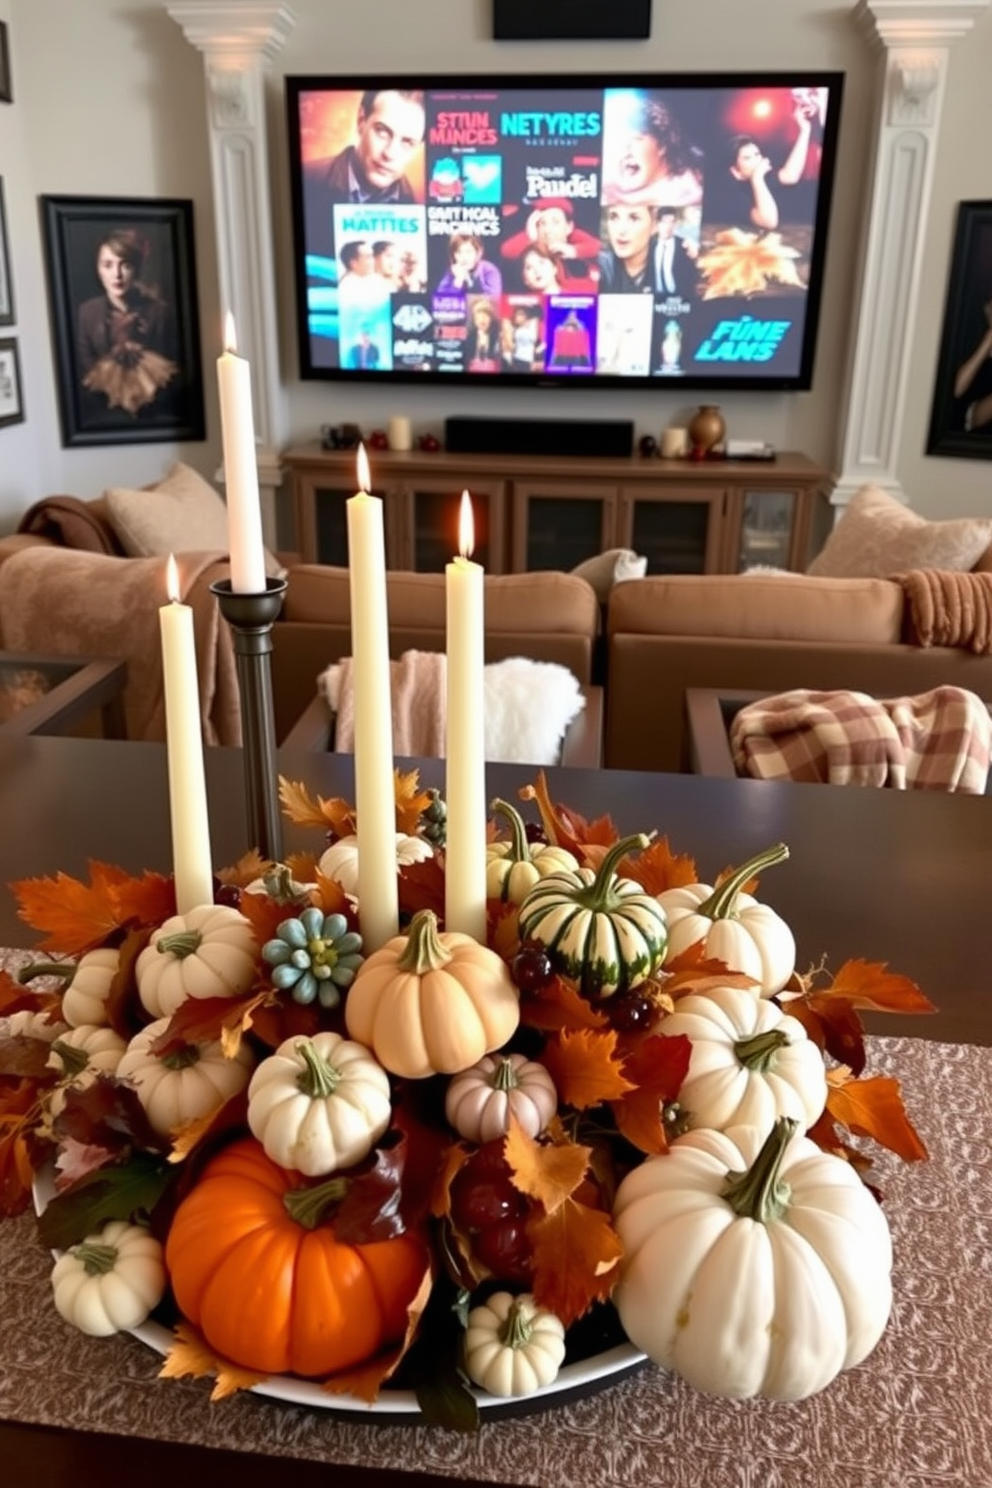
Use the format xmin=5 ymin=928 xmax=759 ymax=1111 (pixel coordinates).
xmin=286 ymin=72 xmax=844 ymax=390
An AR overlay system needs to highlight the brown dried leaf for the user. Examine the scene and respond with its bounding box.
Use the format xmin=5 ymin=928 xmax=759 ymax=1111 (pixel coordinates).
xmin=527 ymin=1197 xmax=622 ymax=1326
xmin=504 ymin=1113 xmax=589 ymax=1215
xmin=394 ymin=769 xmax=432 ymax=836
xmin=215 ymin=851 xmax=268 ymax=888
xmin=825 ymin=1068 xmax=929 ymax=1163
xmin=278 ymin=776 xmax=355 ymax=838
xmin=621 ymin=836 xmax=698 ymax=895
xmin=541 ymin=1029 xmax=635 ymax=1110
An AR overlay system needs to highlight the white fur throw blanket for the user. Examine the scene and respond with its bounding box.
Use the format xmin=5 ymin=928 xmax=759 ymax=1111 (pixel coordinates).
xmin=319 ymin=650 xmax=586 ymax=764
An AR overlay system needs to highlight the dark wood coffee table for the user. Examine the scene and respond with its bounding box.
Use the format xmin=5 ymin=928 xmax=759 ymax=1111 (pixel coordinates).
xmin=0 ymin=651 xmax=126 ymax=738
xmin=0 ymin=735 xmax=989 ymax=1487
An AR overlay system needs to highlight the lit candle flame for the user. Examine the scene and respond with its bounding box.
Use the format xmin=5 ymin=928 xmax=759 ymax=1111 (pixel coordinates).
xmin=357 ymin=443 xmax=371 ymax=494
xmin=458 ymin=490 xmax=475 ymax=560
xmin=224 ymin=311 xmax=237 ymax=355
xmin=165 ymin=552 xmax=180 ymax=604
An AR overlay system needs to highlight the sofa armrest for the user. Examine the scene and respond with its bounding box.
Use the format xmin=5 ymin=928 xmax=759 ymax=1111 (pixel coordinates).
xmin=685 ymin=688 xmax=765 ymax=777
xmin=280 ymin=684 xmax=604 ymax=767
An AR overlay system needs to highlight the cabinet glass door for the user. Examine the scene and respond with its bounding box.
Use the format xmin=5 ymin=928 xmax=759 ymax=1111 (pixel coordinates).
xmin=736 ymin=490 xmax=796 ymax=570
xmin=400 ymin=480 xmax=505 ymax=572
xmin=511 ymin=481 xmax=615 ymax=571
xmin=313 ymin=486 xmax=351 ymax=567
xmin=620 ymin=487 xmax=723 ymax=573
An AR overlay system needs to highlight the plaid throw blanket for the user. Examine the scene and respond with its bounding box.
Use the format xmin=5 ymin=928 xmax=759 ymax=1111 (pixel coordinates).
xmin=730 ymin=686 xmax=991 ymax=792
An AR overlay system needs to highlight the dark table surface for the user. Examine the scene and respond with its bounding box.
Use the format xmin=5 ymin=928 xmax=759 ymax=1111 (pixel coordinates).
xmin=1 ymin=735 xmax=990 ymax=1487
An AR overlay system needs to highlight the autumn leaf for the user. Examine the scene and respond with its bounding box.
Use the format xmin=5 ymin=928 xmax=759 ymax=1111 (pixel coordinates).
xmin=785 ymin=992 xmax=865 ymax=1072
xmin=160 ymin=1321 xmax=268 ymax=1401
xmin=215 ymin=851 xmax=268 ymax=888
xmin=661 ymin=945 xmax=759 ymax=1002
xmin=322 ymin=1261 xmax=434 ymax=1403
xmin=37 ymin=1150 xmax=174 ymax=1248
xmin=112 ymin=872 xmax=176 ymax=934
xmin=285 ymin=850 xmax=321 ymax=885
xmin=278 ymin=776 xmax=355 ymax=838
xmin=517 ymin=772 xmax=618 ymax=856
xmin=236 ymin=888 xmax=290 ymax=950
xmin=167 ymin=1088 xmax=251 ymax=1164
xmin=528 ymin=1197 xmax=622 ymax=1326
xmin=542 ymin=1028 xmax=634 ymax=1110
xmin=825 ymin=1067 xmax=928 ymax=1163
xmin=394 ymin=769 xmax=432 ymax=835
xmin=105 ymin=927 xmax=153 ymax=1043
xmin=620 ymin=836 xmax=698 ymax=896
xmin=310 ymin=872 xmax=351 ymax=918
xmin=0 ymin=1120 xmax=37 ymax=1216
xmin=504 ymin=1114 xmax=590 ymax=1214
xmin=826 ymin=960 xmax=936 ymax=1017
xmin=489 ymin=902 xmax=521 ymax=966
xmin=53 ymin=1137 xmax=120 ymax=1192
xmin=12 ymin=863 xmax=134 ymax=954
xmin=397 ymin=856 xmax=445 ymax=923
xmin=518 ymin=974 xmax=609 ymax=1034
xmin=611 ymin=1033 xmax=692 ymax=1155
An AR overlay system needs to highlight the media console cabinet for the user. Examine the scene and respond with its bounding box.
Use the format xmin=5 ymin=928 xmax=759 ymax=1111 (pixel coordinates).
xmin=280 ymin=443 xmax=831 ymax=577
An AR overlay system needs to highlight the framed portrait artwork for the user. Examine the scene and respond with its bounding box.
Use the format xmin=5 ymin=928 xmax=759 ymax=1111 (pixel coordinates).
xmin=926 ymin=201 xmax=992 ymax=460
xmin=0 ymin=178 xmax=14 ymax=327
xmin=41 ymin=195 xmax=206 ymax=448
xmin=0 ymin=21 xmax=12 ymax=104
xmin=0 ymin=338 xmax=24 ymax=428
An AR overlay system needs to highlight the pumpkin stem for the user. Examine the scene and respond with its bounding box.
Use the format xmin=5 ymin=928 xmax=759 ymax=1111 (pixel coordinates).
xmin=294 ymin=1038 xmax=343 ymax=1099
xmin=490 ymin=1057 xmax=521 ymax=1093
xmin=17 ymin=961 xmax=77 ymax=985
xmin=721 ymin=1116 xmax=798 ymax=1225
xmin=397 ymin=909 xmax=453 ymax=973
xmin=49 ymin=1038 xmax=90 ymax=1080
xmin=284 ymin=1176 xmax=350 ymax=1230
xmin=698 ymin=842 xmax=789 ymax=921
xmin=498 ymin=1296 xmax=535 ymax=1350
xmin=490 ymin=798 xmax=531 ymax=866
xmin=155 ymin=929 xmax=203 ymax=960
xmin=733 ymin=1028 xmax=791 ymax=1071
xmin=575 ymin=833 xmax=652 ymax=912
xmin=161 ymin=1041 xmax=202 ymax=1071
xmin=72 ymin=1240 xmax=119 ymax=1275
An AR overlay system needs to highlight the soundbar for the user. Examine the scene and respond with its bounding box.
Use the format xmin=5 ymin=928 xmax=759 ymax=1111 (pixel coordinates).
xmin=445 ymin=416 xmax=635 ymax=459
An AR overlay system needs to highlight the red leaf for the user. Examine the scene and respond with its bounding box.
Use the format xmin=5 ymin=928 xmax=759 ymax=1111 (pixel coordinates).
xmin=611 ymin=1033 xmax=692 ymax=1155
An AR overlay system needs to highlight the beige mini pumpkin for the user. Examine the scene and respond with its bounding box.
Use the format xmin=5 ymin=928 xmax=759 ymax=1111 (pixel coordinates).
xmin=47 ymin=1024 xmax=127 ymax=1115
xmin=136 ymin=904 xmax=258 ymax=1019
xmin=345 ymin=909 xmax=519 ymax=1079
xmin=115 ymin=1016 xmax=254 ymax=1136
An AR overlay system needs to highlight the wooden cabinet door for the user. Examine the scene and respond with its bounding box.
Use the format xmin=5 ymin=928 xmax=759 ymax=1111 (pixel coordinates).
xmin=510 ymin=479 xmax=617 ymax=572
xmin=618 ymin=484 xmax=725 ymax=574
xmin=393 ymin=477 xmax=507 ymax=572
xmin=724 ymin=484 xmax=828 ymax=572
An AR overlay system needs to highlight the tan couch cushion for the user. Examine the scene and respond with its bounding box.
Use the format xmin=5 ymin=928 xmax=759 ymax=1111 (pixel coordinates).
xmin=284 ymin=566 xmax=600 ymax=635
xmin=608 ymin=574 xmax=904 ymax=645
xmin=806 ymin=484 xmax=992 ymax=578
xmin=104 ymin=461 xmax=284 ymax=575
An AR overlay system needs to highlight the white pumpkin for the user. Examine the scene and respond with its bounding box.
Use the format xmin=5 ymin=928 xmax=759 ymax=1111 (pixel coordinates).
xmin=658 ymin=842 xmax=795 ymax=996
xmin=136 ymin=904 xmax=258 ymax=1019
xmin=445 ymin=1052 xmax=558 ymax=1143
xmin=61 ymin=948 xmax=120 ymax=1028
xmin=463 ymin=1291 xmax=566 ymax=1397
xmin=247 ymin=1032 xmax=391 ymax=1177
xmin=318 ymin=832 xmax=433 ymax=899
xmin=661 ymin=985 xmax=827 ymax=1135
xmin=613 ymin=1118 xmax=893 ymax=1401
xmin=115 ymin=1017 xmax=254 ymax=1136
xmin=47 ymin=1024 xmax=127 ymax=1115
xmin=485 ymin=798 xmax=579 ymax=905
xmin=51 ymin=1219 xmax=166 ymax=1336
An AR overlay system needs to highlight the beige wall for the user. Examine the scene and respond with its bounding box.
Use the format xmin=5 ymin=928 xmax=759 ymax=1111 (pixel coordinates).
xmin=0 ymin=0 xmax=989 ymax=532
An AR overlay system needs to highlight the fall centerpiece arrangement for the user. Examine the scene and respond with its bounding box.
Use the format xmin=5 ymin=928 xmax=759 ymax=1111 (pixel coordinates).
xmin=0 ymin=770 xmax=932 ymax=1428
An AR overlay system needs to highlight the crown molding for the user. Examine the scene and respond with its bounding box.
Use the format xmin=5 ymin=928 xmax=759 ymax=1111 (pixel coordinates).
xmin=858 ymin=0 xmax=990 ymax=46
xmin=166 ymin=3 xmax=295 ymax=61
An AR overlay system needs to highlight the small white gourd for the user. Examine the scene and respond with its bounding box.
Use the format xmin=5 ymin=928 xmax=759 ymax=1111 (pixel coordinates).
xmin=318 ymin=833 xmax=433 ymax=899
xmin=136 ymin=904 xmax=258 ymax=1019
xmin=115 ymin=1017 xmax=254 ymax=1136
xmin=463 ymin=1291 xmax=566 ymax=1397
xmin=51 ymin=1219 xmax=166 ymax=1336
xmin=47 ymin=1024 xmax=127 ymax=1115
xmin=445 ymin=1052 xmax=557 ymax=1143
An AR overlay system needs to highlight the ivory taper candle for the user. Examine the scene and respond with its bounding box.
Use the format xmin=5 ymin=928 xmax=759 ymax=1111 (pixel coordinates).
xmin=217 ymin=313 xmax=267 ymax=594
xmin=445 ymin=490 xmax=487 ymax=940
xmin=160 ymin=554 xmax=214 ymax=913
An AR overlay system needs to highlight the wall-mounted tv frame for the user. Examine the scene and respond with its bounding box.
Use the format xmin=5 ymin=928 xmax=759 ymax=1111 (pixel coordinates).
xmin=286 ymin=71 xmax=844 ymax=392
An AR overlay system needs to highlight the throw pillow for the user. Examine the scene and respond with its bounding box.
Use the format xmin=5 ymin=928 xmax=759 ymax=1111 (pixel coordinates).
xmin=806 ymin=484 xmax=992 ymax=578
xmin=103 ymin=462 xmax=284 ymax=575
xmin=571 ymin=547 xmax=647 ymax=603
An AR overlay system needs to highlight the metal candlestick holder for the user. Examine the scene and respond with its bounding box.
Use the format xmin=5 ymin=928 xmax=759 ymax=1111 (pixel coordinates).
xmin=211 ymin=575 xmax=288 ymax=862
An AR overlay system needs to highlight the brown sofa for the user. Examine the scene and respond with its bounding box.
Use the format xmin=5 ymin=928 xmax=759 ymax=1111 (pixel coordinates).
xmin=605 ymin=572 xmax=992 ymax=772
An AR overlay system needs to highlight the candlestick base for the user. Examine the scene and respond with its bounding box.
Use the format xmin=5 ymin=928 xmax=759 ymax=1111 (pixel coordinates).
xmin=211 ymin=576 xmax=288 ymax=862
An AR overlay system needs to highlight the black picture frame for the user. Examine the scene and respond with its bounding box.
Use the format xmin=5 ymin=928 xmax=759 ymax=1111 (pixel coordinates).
xmin=0 ymin=337 xmax=24 ymax=428
xmin=0 ymin=178 xmax=14 ymax=327
xmin=0 ymin=22 xmax=12 ymax=104
xmin=926 ymin=201 xmax=992 ymax=461
xmin=41 ymin=195 xmax=206 ymax=448
xmin=493 ymin=0 xmax=651 ymax=39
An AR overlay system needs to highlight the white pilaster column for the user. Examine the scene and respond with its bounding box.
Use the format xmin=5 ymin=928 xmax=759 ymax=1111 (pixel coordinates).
xmin=832 ymin=0 xmax=988 ymax=512
xmin=167 ymin=2 xmax=296 ymax=551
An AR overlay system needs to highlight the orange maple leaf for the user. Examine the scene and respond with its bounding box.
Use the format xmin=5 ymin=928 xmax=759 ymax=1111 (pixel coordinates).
xmin=236 ymin=888 xmax=290 ymax=950
xmin=278 ymin=776 xmax=355 ymax=838
xmin=528 ymin=1197 xmax=622 ymax=1325
xmin=517 ymin=771 xmax=618 ymax=856
xmin=215 ymin=851 xmax=268 ymax=889
xmin=12 ymin=862 xmax=161 ymax=954
xmin=0 ymin=1120 xmax=37 ymax=1217
xmin=611 ymin=1032 xmax=692 ymax=1155
xmin=394 ymin=769 xmax=432 ymax=835
xmin=518 ymin=974 xmax=609 ymax=1034
xmin=826 ymin=959 xmax=936 ymax=1017
xmin=504 ymin=1114 xmax=590 ymax=1214
xmin=541 ymin=1028 xmax=634 ymax=1110
xmin=825 ymin=1068 xmax=928 ymax=1163
xmin=620 ymin=836 xmax=698 ymax=895
xmin=159 ymin=1321 xmax=267 ymax=1401
xmin=661 ymin=944 xmax=759 ymax=1001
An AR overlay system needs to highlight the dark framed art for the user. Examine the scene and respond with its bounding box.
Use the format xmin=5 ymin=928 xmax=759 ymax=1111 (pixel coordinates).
xmin=493 ymin=0 xmax=652 ymax=39
xmin=0 ymin=21 xmax=11 ymax=104
xmin=41 ymin=195 xmax=206 ymax=448
xmin=0 ymin=178 xmax=14 ymax=326
xmin=0 ymin=338 xmax=24 ymax=428
xmin=926 ymin=200 xmax=992 ymax=460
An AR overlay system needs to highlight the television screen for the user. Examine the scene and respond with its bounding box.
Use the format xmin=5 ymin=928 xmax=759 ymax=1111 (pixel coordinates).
xmin=286 ymin=72 xmax=844 ymax=390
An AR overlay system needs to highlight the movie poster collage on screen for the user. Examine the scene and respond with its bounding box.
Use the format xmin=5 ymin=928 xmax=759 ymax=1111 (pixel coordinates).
xmin=299 ymin=84 xmax=831 ymax=381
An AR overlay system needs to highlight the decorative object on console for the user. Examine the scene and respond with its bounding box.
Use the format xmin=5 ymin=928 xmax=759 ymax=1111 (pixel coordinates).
xmin=660 ymin=427 xmax=688 ymax=460
xmin=687 ymin=404 xmax=726 ymax=460
xmin=103 ymin=462 xmax=285 ymax=577
xmin=926 ymin=200 xmax=992 ymax=462
xmin=806 ymin=484 xmax=992 ymax=579
xmin=387 ymin=416 xmax=412 ymax=452
xmin=638 ymin=435 xmax=658 ymax=458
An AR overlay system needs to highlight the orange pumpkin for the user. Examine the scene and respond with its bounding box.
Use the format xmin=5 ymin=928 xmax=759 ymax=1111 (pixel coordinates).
xmin=165 ymin=1137 xmax=428 ymax=1377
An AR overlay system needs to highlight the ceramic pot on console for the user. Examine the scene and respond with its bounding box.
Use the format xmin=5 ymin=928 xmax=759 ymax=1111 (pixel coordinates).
xmin=687 ymin=404 xmax=726 ymax=460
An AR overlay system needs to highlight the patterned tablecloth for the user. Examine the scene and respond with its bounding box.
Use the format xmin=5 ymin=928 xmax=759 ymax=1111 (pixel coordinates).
xmin=1 ymin=943 xmax=991 ymax=1488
